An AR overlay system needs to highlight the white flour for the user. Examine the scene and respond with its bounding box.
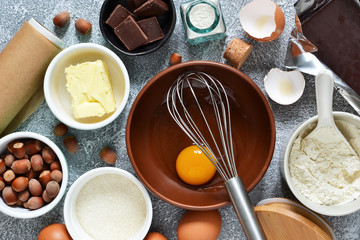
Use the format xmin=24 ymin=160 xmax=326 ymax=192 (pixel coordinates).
xmin=289 ymin=120 xmax=360 ymax=205
xmin=189 ymin=3 xmax=216 ymax=29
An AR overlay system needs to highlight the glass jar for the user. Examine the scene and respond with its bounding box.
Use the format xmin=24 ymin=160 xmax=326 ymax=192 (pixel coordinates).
xmin=180 ymin=0 xmax=226 ymax=44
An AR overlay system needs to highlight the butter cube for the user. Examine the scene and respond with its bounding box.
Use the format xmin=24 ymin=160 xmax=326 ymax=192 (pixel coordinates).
xmin=65 ymin=60 xmax=116 ymax=119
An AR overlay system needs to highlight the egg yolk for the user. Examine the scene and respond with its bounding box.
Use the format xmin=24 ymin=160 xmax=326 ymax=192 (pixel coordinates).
xmin=176 ymin=145 xmax=217 ymax=185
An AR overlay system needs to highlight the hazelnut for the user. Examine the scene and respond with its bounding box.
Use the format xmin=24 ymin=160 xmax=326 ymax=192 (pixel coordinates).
xmin=0 ymin=176 xmax=5 ymax=191
xmin=30 ymin=154 xmax=44 ymax=171
xmin=39 ymin=170 xmax=51 ymax=187
xmin=11 ymin=176 xmax=29 ymax=192
xmin=13 ymin=142 xmax=25 ymax=159
xmin=2 ymin=186 xmax=18 ymax=206
xmin=2 ymin=186 xmax=17 ymax=206
xmin=100 ymin=147 xmax=117 ymax=164
xmin=4 ymin=154 xmax=15 ymax=167
xmin=42 ymin=190 xmax=53 ymax=203
xmin=16 ymin=199 xmax=23 ymax=207
xmin=50 ymin=170 xmax=63 ymax=183
xmin=28 ymin=196 xmax=44 ymax=210
xmin=23 ymin=201 xmax=29 ymax=209
xmin=42 ymin=146 xmax=56 ymax=164
xmin=169 ymin=53 xmax=182 ymax=66
xmin=18 ymin=190 xmax=30 ymax=202
xmin=3 ymin=169 xmax=16 ymax=183
xmin=53 ymin=11 xmax=71 ymax=27
xmin=11 ymin=159 xmax=31 ymax=174
xmin=28 ymin=179 xmax=43 ymax=196
xmin=50 ymin=161 xmax=62 ymax=171
xmin=0 ymin=158 xmax=5 ymax=175
xmin=46 ymin=181 xmax=60 ymax=198
xmin=53 ymin=123 xmax=68 ymax=137
xmin=25 ymin=169 xmax=37 ymax=179
xmin=75 ymin=19 xmax=92 ymax=36
xmin=64 ymin=136 xmax=78 ymax=153
xmin=7 ymin=141 xmax=17 ymax=153
xmin=25 ymin=139 xmax=42 ymax=155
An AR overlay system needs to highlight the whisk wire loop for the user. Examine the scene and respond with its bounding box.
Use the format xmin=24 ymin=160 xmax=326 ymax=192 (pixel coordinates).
xmin=167 ymin=72 xmax=237 ymax=181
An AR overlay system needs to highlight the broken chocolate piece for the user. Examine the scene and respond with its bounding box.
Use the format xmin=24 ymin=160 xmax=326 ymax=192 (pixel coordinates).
xmin=134 ymin=0 xmax=169 ymax=18
xmin=137 ymin=17 xmax=164 ymax=43
xmin=114 ymin=16 xmax=148 ymax=51
xmin=127 ymin=0 xmax=147 ymax=11
xmin=127 ymin=0 xmax=136 ymax=11
xmin=106 ymin=4 xmax=133 ymax=28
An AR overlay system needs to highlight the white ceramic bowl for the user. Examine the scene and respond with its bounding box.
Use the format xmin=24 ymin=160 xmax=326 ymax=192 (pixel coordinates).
xmin=282 ymin=112 xmax=360 ymax=216
xmin=64 ymin=167 xmax=152 ymax=240
xmin=0 ymin=132 xmax=68 ymax=218
xmin=44 ymin=43 xmax=130 ymax=130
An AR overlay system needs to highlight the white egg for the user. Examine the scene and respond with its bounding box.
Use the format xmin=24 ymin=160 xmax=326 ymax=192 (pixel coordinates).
xmin=264 ymin=68 xmax=305 ymax=105
xmin=239 ymin=0 xmax=285 ymax=42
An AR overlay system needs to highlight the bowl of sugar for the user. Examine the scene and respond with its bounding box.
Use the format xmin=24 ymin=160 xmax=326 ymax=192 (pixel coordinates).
xmin=63 ymin=167 xmax=152 ymax=240
xmin=282 ymin=111 xmax=360 ymax=216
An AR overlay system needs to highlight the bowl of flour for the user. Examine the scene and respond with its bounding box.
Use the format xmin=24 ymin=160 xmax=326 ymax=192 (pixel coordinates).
xmin=282 ymin=111 xmax=360 ymax=216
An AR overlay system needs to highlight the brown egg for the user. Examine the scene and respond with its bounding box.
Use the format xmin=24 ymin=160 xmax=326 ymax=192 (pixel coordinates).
xmin=177 ymin=210 xmax=222 ymax=240
xmin=37 ymin=223 xmax=72 ymax=240
xmin=144 ymin=232 xmax=168 ymax=240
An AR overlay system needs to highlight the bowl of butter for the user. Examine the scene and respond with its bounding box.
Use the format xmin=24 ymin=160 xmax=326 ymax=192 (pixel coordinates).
xmin=282 ymin=111 xmax=360 ymax=216
xmin=44 ymin=43 xmax=130 ymax=130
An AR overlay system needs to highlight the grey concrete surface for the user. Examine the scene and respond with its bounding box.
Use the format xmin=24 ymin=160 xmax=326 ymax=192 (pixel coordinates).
xmin=0 ymin=0 xmax=359 ymax=239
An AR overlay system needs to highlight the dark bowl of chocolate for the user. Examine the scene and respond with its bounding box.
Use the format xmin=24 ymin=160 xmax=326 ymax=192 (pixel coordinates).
xmin=100 ymin=0 xmax=176 ymax=56
xmin=126 ymin=61 xmax=276 ymax=210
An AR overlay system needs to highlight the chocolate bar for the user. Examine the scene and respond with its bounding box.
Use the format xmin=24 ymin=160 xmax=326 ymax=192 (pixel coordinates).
xmin=106 ymin=4 xmax=133 ymax=28
xmin=137 ymin=17 xmax=164 ymax=43
xmin=134 ymin=0 xmax=169 ymax=18
xmin=114 ymin=16 xmax=148 ymax=51
xmin=301 ymin=0 xmax=360 ymax=95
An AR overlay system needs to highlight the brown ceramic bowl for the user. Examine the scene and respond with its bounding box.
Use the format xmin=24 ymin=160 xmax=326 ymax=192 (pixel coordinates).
xmin=126 ymin=61 xmax=275 ymax=210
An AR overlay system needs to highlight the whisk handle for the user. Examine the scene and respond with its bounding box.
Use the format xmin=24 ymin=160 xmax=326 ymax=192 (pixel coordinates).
xmin=225 ymin=177 xmax=267 ymax=240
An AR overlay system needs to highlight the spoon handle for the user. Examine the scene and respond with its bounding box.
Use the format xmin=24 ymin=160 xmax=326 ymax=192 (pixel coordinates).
xmin=316 ymin=69 xmax=335 ymax=128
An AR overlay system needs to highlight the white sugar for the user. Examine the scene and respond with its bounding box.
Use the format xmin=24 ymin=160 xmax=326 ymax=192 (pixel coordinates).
xmin=76 ymin=174 xmax=147 ymax=240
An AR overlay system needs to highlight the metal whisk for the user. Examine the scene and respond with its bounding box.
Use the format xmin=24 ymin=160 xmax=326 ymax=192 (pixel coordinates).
xmin=167 ymin=72 xmax=266 ymax=240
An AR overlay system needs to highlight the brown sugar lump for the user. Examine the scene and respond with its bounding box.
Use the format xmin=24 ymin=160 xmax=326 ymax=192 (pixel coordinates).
xmin=137 ymin=17 xmax=164 ymax=43
xmin=134 ymin=0 xmax=169 ymax=18
xmin=114 ymin=16 xmax=148 ymax=51
xmin=106 ymin=4 xmax=133 ymax=29
xmin=223 ymin=37 xmax=253 ymax=69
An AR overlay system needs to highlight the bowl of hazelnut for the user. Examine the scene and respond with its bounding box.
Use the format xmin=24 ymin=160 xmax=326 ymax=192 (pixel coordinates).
xmin=0 ymin=132 xmax=68 ymax=218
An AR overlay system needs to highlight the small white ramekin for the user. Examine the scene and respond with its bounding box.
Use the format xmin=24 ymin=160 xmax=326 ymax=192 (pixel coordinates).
xmin=0 ymin=132 xmax=68 ymax=218
xmin=63 ymin=167 xmax=152 ymax=240
xmin=44 ymin=43 xmax=130 ymax=130
xmin=282 ymin=111 xmax=360 ymax=216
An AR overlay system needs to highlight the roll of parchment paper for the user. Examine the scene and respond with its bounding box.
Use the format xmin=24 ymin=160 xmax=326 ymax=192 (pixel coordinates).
xmin=0 ymin=18 xmax=64 ymax=136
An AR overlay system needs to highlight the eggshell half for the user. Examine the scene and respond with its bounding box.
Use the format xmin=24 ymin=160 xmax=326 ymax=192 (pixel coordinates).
xmin=37 ymin=223 xmax=72 ymax=240
xmin=177 ymin=210 xmax=222 ymax=240
xmin=239 ymin=0 xmax=285 ymax=42
xmin=264 ymin=68 xmax=305 ymax=105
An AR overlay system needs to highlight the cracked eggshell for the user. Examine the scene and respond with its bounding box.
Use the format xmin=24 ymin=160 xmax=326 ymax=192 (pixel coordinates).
xmin=239 ymin=0 xmax=285 ymax=42
xmin=264 ymin=68 xmax=305 ymax=105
